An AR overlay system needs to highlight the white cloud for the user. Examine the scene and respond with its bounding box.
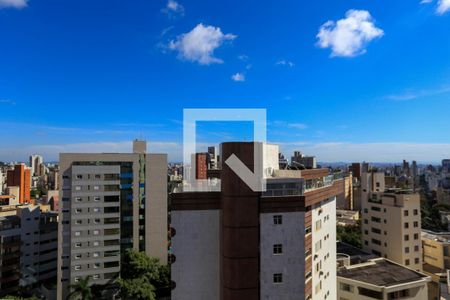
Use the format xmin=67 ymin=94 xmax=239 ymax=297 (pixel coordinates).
xmin=238 ymin=54 xmax=249 ymax=61
xmin=276 ymin=60 xmax=295 ymax=67
xmin=231 ymin=72 xmax=245 ymax=82
xmin=288 ymin=123 xmax=308 ymax=130
xmin=0 ymin=99 xmax=16 ymax=105
xmin=421 ymin=0 xmax=434 ymax=4
xmin=0 ymin=0 xmax=27 ymax=9
xmin=0 ymin=141 xmax=182 ymax=162
xmin=168 ymin=23 xmax=236 ymax=65
xmin=161 ymin=0 xmax=184 ymax=17
xmin=385 ymin=85 xmax=450 ymax=101
xmin=437 ymin=0 xmax=450 ymax=14
xmin=275 ymin=142 xmax=450 ymax=163
xmin=316 ymin=9 xmax=384 ymax=57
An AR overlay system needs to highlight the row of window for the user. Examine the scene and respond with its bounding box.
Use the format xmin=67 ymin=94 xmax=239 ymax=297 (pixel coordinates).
xmin=73 ymin=239 xmax=120 ymax=248
xmin=74 ymin=173 xmax=120 ymax=180
xmin=74 ymin=184 xmax=120 ymax=192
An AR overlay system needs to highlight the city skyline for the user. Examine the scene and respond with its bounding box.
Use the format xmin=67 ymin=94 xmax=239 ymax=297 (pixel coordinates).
xmin=1 ymin=0 xmax=450 ymax=162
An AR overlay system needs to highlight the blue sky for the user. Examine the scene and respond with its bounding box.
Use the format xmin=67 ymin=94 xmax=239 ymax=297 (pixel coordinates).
xmin=1 ymin=0 xmax=450 ymax=162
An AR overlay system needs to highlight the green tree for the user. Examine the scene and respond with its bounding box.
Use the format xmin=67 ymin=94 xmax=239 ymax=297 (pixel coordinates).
xmin=337 ymin=223 xmax=362 ymax=248
xmin=117 ymin=249 xmax=170 ymax=300
xmin=67 ymin=276 xmax=93 ymax=300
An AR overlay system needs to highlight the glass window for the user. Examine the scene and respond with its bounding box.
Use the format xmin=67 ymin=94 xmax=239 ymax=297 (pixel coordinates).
xmin=273 ymin=273 xmax=283 ymax=283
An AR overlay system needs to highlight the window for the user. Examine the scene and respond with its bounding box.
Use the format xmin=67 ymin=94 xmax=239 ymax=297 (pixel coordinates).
xmin=405 ymin=259 xmax=410 ymax=265
xmin=92 ymin=274 xmax=100 ymax=280
xmin=315 ymin=240 xmax=322 ymax=252
xmin=74 ymin=254 xmax=81 ymax=259
xmin=74 ymin=265 xmax=81 ymax=270
xmin=75 ymin=220 xmax=82 ymax=225
xmin=93 ymin=219 xmax=101 ymax=224
xmin=94 ymin=196 xmax=101 ymax=201
xmin=340 ymin=283 xmax=354 ymax=293
xmin=93 ymin=230 xmax=100 ymax=235
xmin=75 ymin=197 xmax=82 ymax=202
xmin=405 ymin=247 xmax=410 ymax=253
xmin=93 ymin=207 xmax=101 ymax=213
xmin=413 ymin=209 xmax=418 ymax=216
xmin=414 ymin=233 xmax=419 ymax=240
xmin=95 ymin=174 xmax=101 ymax=179
xmin=371 ymin=228 xmax=381 ymax=234
xmin=75 ymin=231 xmax=81 ymax=237
xmin=93 ymin=241 xmax=100 ymax=247
xmin=404 ymin=210 xmax=409 ymax=217
xmin=93 ymin=263 xmax=100 ymax=269
xmin=414 ymin=245 xmax=419 ymax=252
xmin=75 ymin=242 xmax=81 ymax=248
xmin=404 ymin=234 xmax=409 ymax=241
xmin=413 ymin=221 xmax=419 ymax=228
xmin=415 ymin=258 xmax=420 ymax=264
xmin=273 ymin=273 xmax=283 ymax=283
xmin=93 ymin=252 xmax=100 ymax=258
xmin=76 ymin=175 xmax=83 ymax=179
xmin=371 ymin=216 xmax=381 ymax=223
xmin=315 ymin=281 xmax=322 ymax=294
xmin=74 ymin=277 xmax=79 ymax=282
xmin=371 ymin=239 xmax=381 ymax=246
xmin=75 ymin=186 xmax=82 ymax=191
xmin=315 ymin=220 xmax=322 ymax=231
xmin=315 ymin=260 xmax=322 ymax=272
xmin=75 ymin=208 xmax=82 ymax=214
xmin=273 ymin=215 xmax=282 ymax=225
xmin=93 ymin=185 xmax=100 ymax=191
xmin=273 ymin=244 xmax=283 ymax=255
xmin=305 ymin=226 xmax=312 ymax=234
xmin=404 ymin=222 xmax=409 ymax=229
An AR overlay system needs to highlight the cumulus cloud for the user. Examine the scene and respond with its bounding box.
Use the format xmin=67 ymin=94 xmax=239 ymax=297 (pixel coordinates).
xmin=231 ymin=73 xmax=245 ymax=82
xmin=437 ymin=0 xmax=450 ymax=14
xmin=161 ymin=0 xmax=184 ymax=17
xmin=276 ymin=60 xmax=295 ymax=67
xmin=0 ymin=0 xmax=27 ymax=9
xmin=421 ymin=0 xmax=450 ymax=14
xmin=316 ymin=9 xmax=384 ymax=57
xmin=168 ymin=23 xmax=236 ymax=65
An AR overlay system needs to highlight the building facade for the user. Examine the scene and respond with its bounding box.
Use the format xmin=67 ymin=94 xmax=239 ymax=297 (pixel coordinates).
xmin=361 ymin=191 xmax=422 ymax=271
xmin=6 ymin=164 xmax=31 ymax=204
xmin=57 ymin=140 xmax=168 ymax=300
xmin=171 ymin=142 xmax=342 ymax=300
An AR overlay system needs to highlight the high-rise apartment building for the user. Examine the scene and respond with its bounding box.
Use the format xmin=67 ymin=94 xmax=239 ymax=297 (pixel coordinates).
xmin=0 ymin=215 xmax=21 ymax=297
xmin=171 ymin=142 xmax=343 ymax=300
xmin=350 ymin=163 xmax=361 ymax=180
xmin=57 ymin=140 xmax=168 ymax=300
xmin=0 ymin=204 xmax=58 ymax=296
xmin=6 ymin=164 xmax=31 ymax=204
xmin=291 ymin=151 xmax=317 ymax=169
xmin=361 ymin=190 xmax=422 ymax=271
xmin=336 ymin=173 xmax=353 ymax=210
xmin=30 ymin=155 xmax=43 ymax=177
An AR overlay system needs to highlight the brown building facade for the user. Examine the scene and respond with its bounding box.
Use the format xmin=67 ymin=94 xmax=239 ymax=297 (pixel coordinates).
xmin=171 ymin=142 xmax=342 ymax=300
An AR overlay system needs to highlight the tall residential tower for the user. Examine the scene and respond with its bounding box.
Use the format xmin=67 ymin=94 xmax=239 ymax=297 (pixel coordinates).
xmin=57 ymin=140 xmax=168 ymax=300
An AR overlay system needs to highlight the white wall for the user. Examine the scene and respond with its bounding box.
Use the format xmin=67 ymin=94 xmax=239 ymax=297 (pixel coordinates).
xmin=312 ymin=197 xmax=337 ymax=300
xmin=171 ymin=210 xmax=220 ymax=300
